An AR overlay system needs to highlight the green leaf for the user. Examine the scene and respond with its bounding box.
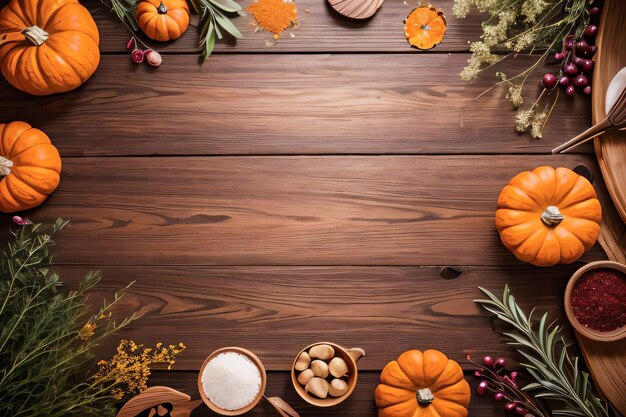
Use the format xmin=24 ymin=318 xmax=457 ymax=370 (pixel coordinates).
xmin=208 ymin=0 xmax=242 ymax=13
xmin=214 ymin=9 xmax=243 ymax=39
xmin=203 ymin=20 xmax=216 ymax=57
xmin=521 ymin=382 xmax=543 ymax=391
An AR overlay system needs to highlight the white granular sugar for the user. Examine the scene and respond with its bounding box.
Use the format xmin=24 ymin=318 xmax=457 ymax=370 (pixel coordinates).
xmin=201 ymin=352 xmax=263 ymax=411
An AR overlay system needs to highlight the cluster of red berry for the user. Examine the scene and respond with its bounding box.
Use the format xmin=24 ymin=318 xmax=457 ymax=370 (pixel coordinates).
xmin=542 ymin=1 xmax=602 ymax=96
xmin=469 ymin=354 xmax=546 ymax=417
xmin=126 ymin=36 xmax=162 ymax=68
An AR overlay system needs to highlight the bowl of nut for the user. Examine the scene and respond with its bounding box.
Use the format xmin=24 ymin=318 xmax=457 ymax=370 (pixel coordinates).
xmin=291 ymin=342 xmax=365 ymax=407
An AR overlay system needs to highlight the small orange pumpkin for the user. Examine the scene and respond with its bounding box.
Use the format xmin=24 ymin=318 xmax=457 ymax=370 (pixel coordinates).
xmin=375 ymin=349 xmax=470 ymax=417
xmin=0 ymin=0 xmax=100 ymax=96
xmin=0 ymin=121 xmax=62 ymax=213
xmin=496 ymin=166 xmax=602 ymax=267
xmin=136 ymin=0 xmax=190 ymax=42
xmin=404 ymin=6 xmax=446 ymax=50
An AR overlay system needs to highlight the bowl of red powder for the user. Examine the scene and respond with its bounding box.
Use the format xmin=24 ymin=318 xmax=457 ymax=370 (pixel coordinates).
xmin=565 ymin=261 xmax=626 ymax=342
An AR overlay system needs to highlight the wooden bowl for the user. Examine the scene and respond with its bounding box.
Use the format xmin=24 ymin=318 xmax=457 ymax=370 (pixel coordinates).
xmin=564 ymin=260 xmax=626 ymax=342
xmin=197 ymin=347 xmax=267 ymax=416
xmin=291 ymin=342 xmax=364 ymax=407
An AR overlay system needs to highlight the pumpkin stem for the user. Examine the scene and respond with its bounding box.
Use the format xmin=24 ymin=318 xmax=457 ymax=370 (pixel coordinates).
xmin=541 ymin=206 xmax=564 ymax=226
xmin=22 ymin=26 xmax=49 ymax=46
xmin=417 ymin=388 xmax=434 ymax=406
xmin=0 ymin=157 xmax=13 ymax=176
xmin=157 ymin=1 xmax=168 ymax=14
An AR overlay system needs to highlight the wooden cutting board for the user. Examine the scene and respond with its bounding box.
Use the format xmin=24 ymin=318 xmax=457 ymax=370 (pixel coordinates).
xmin=327 ymin=0 xmax=384 ymax=19
xmin=583 ymin=0 xmax=626 ymax=414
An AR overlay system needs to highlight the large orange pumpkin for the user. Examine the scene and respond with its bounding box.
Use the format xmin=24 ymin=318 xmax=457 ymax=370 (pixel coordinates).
xmin=0 ymin=0 xmax=100 ymax=96
xmin=0 ymin=121 xmax=61 ymax=213
xmin=375 ymin=349 xmax=470 ymax=417
xmin=404 ymin=6 xmax=447 ymax=50
xmin=496 ymin=166 xmax=602 ymax=267
xmin=136 ymin=0 xmax=190 ymax=42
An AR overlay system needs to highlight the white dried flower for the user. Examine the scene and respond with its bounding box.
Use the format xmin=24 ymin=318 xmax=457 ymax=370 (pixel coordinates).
xmin=514 ymin=31 xmax=536 ymax=52
xmin=521 ymin=0 xmax=550 ymax=24
xmin=507 ymin=84 xmax=524 ymax=108
xmin=515 ymin=109 xmax=535 ymax=133
xmin=461 ymin=41 xmax=502 ymax=80
xmin=530 ymin=111 xmax=548 ymax=138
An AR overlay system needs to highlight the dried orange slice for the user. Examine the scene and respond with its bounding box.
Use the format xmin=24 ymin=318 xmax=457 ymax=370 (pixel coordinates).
xmin=404 ymin=5 xmax=447 ymax=50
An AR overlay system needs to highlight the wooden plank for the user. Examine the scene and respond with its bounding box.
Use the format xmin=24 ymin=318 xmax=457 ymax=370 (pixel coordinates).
xmin=60 ymin=265 xmax=579 ymax=371
xmin=9 ymin=155 xmax=607 ymax=266
xmin=146 ymin=371 xmax=500 ymax=415
xmin=0 ymin=54 xmax=591 ymax=156
xmin=87 ymin=0 xmax=484 ymax=53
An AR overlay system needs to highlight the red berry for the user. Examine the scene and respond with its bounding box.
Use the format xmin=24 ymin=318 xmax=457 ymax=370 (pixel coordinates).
xmin=542 ymin=73 xmax=557 ymax=89
xmin=126 ymin=36 xmax=135 ymax=50
xmin=584 ymin=86 xmax=592 ymax=94
xmin=589 ymin=6 xmax=600 ymax=15
xmin=516 ymin=407 xmax=527 ymax=416
xmin=564 ymin=36 xmax=574 ymax=51
xmin=505 ymin=402 xmax=517 ymax=412
xmin=584 ymin=25 xmax=598 ymax=38
xmin=495 ymin=392 xmax=505 ymax=401
xmin=554 ymin=52 xmax=565 ymax=61
xmin=477 ymin=381 xmax=488 ymax=395
xmin=579 ymin=45 xmax=597 ymax=58
xmin=559 ymin=76 xmax=570 ymax=86
xmin=131 ymin=49 xmax=144 ymax=63
xmin=495 ymin=357 xmax=506 ymax=368
xmin=574 ymin=57 xmax=594 ymax=73
xmin=510 ymin=371 xmax=518 ymax=380
xmin=564 ymin=63 xmax=578 ymax=75
xmin=566 ymin=84 xmax=576 ymax=95
xmin=474 ymin=370 xmax=482 ymax=377
xmin=145 ymin=49 xmax=162 ymax=67
xmin=573 ymin=73 xmax=588 ymax=87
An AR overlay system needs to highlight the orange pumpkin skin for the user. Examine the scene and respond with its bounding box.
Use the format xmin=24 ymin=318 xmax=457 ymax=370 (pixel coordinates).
xmin=0 ymin=0 xmax=100 ymax=96
xmin=0 ymin=122 xmax=61 ymax=213
xmin=496 ymin=166 xmax=602 ymax=267
xmin=404 ymin=6 xmax=447 ymax=50
xmin=137 ymin=0 xmax=190 ymax=42
xmin=375 ymin=349 xmax=470 ymax=417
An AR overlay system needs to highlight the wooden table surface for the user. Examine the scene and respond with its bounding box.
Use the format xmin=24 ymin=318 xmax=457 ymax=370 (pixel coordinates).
xmin=2 ymin=0 xmax=625 ymax=416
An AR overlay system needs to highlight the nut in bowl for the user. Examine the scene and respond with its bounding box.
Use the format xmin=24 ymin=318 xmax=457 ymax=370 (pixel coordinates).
xmin=291 ymin=342 xmax=365 ymax=407
xmin=564 ymin=261 xmax=626 ymax=342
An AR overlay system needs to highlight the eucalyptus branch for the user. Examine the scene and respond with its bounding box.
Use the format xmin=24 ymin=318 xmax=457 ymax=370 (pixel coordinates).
xmin=476 ymin=285 xmax=608 ymax=417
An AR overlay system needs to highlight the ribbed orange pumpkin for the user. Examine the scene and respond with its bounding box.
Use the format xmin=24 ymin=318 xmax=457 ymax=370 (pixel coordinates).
xmin=0 ymin=121 xmax=61 ymax=213
xmin=375 ymin=349 xmax=470 ymax=417
xmin=136 ymin=0 xmax=190 ymax=42
xmin=0 ymin=0 xmax=100 ymax=96
xmin=496 ymin=166 xmax=602 ymax=267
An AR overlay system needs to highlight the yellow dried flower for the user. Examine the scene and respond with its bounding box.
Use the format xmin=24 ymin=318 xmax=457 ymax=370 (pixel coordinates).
xmin=78 ymin=322 xmax=96 ymax=340
xmin=93 ymin=339 xmax=186 ymax=400
xmin=507 ymin=84 xmax=524 ymax=108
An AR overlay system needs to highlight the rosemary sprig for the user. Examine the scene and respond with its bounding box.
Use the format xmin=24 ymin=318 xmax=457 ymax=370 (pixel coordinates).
xmin=476 ymin=285 xmax=608 ymax=417
xmin=188 ymin=0 xmax=244 ymax=58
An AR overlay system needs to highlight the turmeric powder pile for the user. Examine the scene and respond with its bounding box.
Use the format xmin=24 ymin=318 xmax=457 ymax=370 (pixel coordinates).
xmin=247 ymin=0 xmax=298 ymax=37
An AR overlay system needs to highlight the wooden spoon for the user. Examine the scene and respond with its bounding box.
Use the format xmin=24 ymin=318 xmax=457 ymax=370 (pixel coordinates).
xmin=552 ymin=66 xmax=626 ymax=154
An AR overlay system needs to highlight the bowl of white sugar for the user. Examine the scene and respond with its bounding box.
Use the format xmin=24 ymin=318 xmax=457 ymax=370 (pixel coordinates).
xmin=198 ymin=347 xmax=267 ymax=416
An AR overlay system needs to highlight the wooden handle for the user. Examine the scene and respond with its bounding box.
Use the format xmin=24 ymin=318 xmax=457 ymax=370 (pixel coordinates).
xmin=116 ymin=386 xmax=200 ymax=417
xmin=266 ymin=396 xmax=300 ymax=417
xmin=0 ymin=31 xmax=26 ymax=46
xmin=347 ymin=347 xmax=365 ymax=362
xmin=552 ymin=117 xmax=611 ymax=154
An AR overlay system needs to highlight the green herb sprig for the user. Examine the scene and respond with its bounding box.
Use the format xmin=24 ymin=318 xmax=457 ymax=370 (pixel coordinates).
xmin=476 ymin=285 xmax=608 ymax=417
xmin=189 ymin=0 xmax=244 ymax=58
xmin=0 ymin=219 xmax=137 ymax=417
xmin=100 ymin=0 xmax=140 ymax=31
